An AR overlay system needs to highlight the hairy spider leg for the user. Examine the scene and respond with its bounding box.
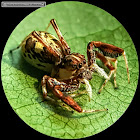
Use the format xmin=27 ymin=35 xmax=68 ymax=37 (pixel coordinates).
xmin=42 ymin=75 xmax=74 ymax=111
xmin=87 ymin=41 xmax=96 ymax=68
xmin=46 ymin=19 xmax=71 ymax=55
xmin=41 ymin=75 xmax=108 ymax=113
xmin=92 ymin=41 xmax=130 ymax=83
xmin=106 ymin=57 xmax=118 ymax=88
xmin=41 ymin=75 xmax=82 ymax=112
xmin=87 ymin=41 xmax=130 ymax=93
xmin=87 ymin=42 xmax=109 ymax=80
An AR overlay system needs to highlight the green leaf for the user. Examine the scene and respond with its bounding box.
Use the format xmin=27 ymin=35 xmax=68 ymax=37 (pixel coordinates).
xmin=1 ymin=1 xmax=139 ymax=139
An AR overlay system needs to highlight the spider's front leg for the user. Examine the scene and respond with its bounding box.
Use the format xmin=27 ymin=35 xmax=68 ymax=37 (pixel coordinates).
xmin=41 ymin=75 xmax=107 ymax=113
xmin=87 ymin=41 xmax=130 ymax=93
xmin=87 ymin=42 xmax=111 ymax=81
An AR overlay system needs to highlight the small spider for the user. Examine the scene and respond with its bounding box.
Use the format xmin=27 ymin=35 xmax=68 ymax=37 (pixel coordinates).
xmin=11 ymin=19 xmax=130 ymax=113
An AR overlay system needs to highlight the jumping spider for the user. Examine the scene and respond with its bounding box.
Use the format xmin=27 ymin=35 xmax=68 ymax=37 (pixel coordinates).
xmin=11 ymin=19 xmax=130 ymax=113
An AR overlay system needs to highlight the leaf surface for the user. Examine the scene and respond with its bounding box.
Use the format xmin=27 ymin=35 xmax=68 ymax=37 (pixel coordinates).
xmin=1 ymin=1 xmax=139 ymax=139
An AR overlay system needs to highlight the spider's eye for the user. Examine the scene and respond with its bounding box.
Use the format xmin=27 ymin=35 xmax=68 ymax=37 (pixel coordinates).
xmin=83 ymin=60 xmax=86 ymax=64
xmin=79 ymin=63 xmax=82 ymax=68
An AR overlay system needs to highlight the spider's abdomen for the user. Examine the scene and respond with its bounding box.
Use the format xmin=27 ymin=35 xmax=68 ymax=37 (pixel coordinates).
xmin=20 ymin=31 xmax=64 ymax=72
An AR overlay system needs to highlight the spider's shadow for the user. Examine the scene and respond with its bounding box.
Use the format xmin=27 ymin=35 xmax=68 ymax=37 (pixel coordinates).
xmin=2 ymin=49 xmax=47 ymax=80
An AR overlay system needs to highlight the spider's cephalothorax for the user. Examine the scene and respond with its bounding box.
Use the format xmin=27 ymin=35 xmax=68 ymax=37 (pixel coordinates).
xmin=11 ymin=19 xmax=130 ymax=113
xmin=58 ymin=52 xmax=92 ymax=80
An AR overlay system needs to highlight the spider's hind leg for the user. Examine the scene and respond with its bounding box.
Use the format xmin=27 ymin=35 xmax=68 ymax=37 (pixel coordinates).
xmin=46 ymin=19 xmax=71 ymax=55
xmin=106 ymin=57 xmax=118 ymax=89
